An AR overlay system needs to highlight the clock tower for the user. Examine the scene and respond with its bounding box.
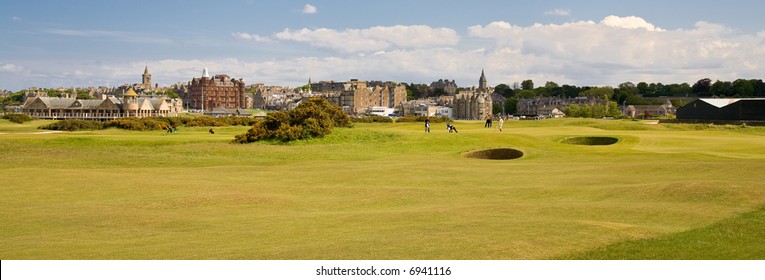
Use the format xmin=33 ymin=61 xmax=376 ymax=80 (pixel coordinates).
xmin=142 ymin=65 xmax=152 ymax=89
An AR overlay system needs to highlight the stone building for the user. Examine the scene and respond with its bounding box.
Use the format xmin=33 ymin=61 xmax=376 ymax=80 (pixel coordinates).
xmin=312 ymin=79 xmax=406 ymax=115
xmin=430 ymin=79 xmax=458 ymax=95
xmin=252 ymin=86 xmax=303 ymax=110
xmin=453 ymin=70 xmax=492 ymax=119
xmin=22 ymin=88 xmax=182 ymax=119
xmin=517 ymin=96 xmax=604 ymax=117
xmin=625 ymin=99 xmax=675 ymax=119
xmin=186 ymin=68 xmax=246 ymax=110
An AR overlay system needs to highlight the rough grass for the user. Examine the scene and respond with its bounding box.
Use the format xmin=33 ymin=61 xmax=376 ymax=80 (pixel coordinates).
xmin=1 ymin=118 xmax=764 ymax=259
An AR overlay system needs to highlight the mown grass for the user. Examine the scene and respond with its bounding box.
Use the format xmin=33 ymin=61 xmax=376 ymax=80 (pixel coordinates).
xmin=561 ymin=206 xmax=765 ymax=259
xmin=0 ymin=118 xmax=764 ymax=259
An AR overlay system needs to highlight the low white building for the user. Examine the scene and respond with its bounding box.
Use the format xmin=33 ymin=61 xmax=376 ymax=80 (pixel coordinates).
xmin=366 ymin=106 xmax=396 ymax=117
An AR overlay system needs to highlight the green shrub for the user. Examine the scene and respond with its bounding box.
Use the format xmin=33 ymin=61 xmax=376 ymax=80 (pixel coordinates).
xmin=39 ymin=119 xmax=104 ymax=131
xmin=217 ymin=116 xmax=258 ymax=126
xmin=395 ymin=116 xmax=451 ymax=123
xmin=153 ymin=116 xmax=185 ymax=128
xmin=105 ymin=118 xmax=171 ymax=131
xmin=184 ymin=116 xmax=228 ymax=127
xmin=234 ymin=97 xmax=351 ymax=143
xmin=2 ymin=113 xmax=34 ymax=124
xmin=352 ymin=116 xmax=394 ymax=123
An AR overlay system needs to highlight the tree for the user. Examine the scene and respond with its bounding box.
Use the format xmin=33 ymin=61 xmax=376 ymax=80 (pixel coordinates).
xmin=521 ymin=79 xmax=534 ymax=90
xmin=164 ymin=88 xmax=180 ymax=99
xmin=0 ymin=91 xmax=26 ymax=109
xmin=515 ymin=89 xmax=536 ymax=99
xmin=492 ymin=103 xmax=503 ymax=115
xmin=751 ymin=79 xmax=765 ymax=97
xmin=579 ymin=87 xmax=614 ymax=99
xmin=560 ymin=84 xmax=581 ymax=98
xmin=710 ymin=80 xmax=733 ymax=97
xmin=619 ymin=82 xmax=638 ymax=95
xmin=493 ymin=84 xmax=514 ymax=98
xmin=636 ymin=82 xmax=649 ymax=95
xmin=564 ymin=104 xmax=581 ymax=117
xmin=732 ymin=79 xmax=754 ymax=97
xmin=692 ymin=78 xmax=712 ymax=96
xmin=669 ymin=83 xmax=692 ymax=96
xmin=605 ymin=101 xmax=621 ymax=118
xmin=504 ymin=97 xmax=518 ymax=115
xmin=543 ymin=81 xmax=562 ymax=96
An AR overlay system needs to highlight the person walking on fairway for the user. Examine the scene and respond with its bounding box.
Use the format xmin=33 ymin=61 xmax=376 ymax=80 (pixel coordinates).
xmin=424 ymin=118 xmax=430 ymax=133
xmin=498 ymin=116 xmax=504 ymax=132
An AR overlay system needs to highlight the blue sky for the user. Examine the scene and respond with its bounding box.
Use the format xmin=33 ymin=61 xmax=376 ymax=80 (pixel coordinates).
xmin=1 ymin=0 xmax=764 ymax=91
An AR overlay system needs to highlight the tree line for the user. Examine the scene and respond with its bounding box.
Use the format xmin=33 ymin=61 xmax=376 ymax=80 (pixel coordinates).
xmin=402 ymin=78 xmax=764 ymax=115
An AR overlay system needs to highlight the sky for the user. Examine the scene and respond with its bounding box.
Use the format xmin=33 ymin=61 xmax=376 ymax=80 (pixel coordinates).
xmin=1 ymin=0 xmax=764 ymax=91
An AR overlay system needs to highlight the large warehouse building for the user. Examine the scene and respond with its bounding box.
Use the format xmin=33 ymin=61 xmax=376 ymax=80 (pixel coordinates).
xmin=676 ymin=98 xmax=765 ymax=121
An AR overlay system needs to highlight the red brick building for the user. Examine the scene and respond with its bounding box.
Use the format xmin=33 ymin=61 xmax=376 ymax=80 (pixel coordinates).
xmin=186 ymin=68 xmax=246 ymax=110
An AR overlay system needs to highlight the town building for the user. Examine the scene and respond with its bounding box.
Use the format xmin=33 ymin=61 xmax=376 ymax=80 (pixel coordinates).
xmin=22 ymin=88 xmax=183 ymax=119
xmin=516 ymin=96 xmax=604 ymax=117
xmin=311 ymin=79 xmax=406 ymax=115
xmin=452 ymin=70 xmax=492 ymax=119
xmin=429 ymin=79 xmax=458 ymax=95
xmin=625 ymin=99 xmax=675 ymax=118
xmin=186 ymin=68 xmax=246 ymax=110
xmin=252 ymin=86 xmax=301 ymax=110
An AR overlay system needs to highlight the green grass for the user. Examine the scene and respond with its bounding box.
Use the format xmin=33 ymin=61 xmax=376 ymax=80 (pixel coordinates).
xmin=561 ymin=206 xmax=765 ymax=259
xmin=1 ymin=118 xmax=764 ymax=259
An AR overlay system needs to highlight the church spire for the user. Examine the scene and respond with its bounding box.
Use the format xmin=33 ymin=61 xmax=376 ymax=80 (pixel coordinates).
xmin=478 ymin=69 xmax=487 ymax=91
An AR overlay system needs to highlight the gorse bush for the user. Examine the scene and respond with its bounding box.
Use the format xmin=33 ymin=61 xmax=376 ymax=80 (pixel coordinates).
xmin=37 ymin=115 xmax=258 ymax=131
xmin=395 ymin=116 xmax=451 ymax=123
xmin=352 ymin=116 xmax=394 ymax=123
xmin=218 ymin=116 xmax=259 ymax=126
xmin=183 ymin=116 xmax=228 ymax=127
xmin=39 ymin=119 xmax=104 ymax=131
xmin=106 ymin=118 xmax=169 ymax=131
xmin=2 ymin=113 xmax=34 ymax=124
xmin=234 ymin=97 xmax=351 ymax=143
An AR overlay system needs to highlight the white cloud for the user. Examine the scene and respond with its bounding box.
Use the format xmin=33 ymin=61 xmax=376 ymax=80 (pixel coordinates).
xmin=3 ymin=16 xmax=764 ymax=91
xmin=467 ymin=15 xmax=763 ymax=85
xmin=1 ymin=63 xmax=23 ymax=73
xmin=274 ymin=25 xmax=460 ymax=53
xmin=302 ymin=4 xmax=317 ymax=14
xmin=231 ymin=32 xmax=274 ymax=43
xmin=11 ymin=16 xmax=22 ymax=22
xmin=544 ymin=9 xmax=571 ymax=16
xmin=601 ymin=15 xmax=663 ymax=31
